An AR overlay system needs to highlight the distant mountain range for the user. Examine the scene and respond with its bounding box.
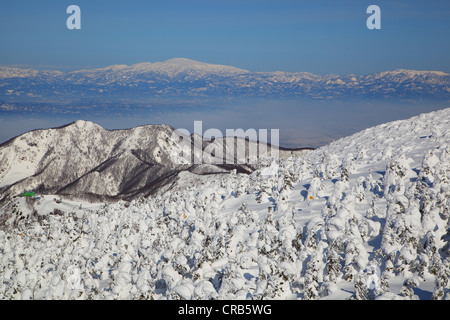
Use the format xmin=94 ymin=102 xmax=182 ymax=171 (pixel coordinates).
xmin=1 ymin=58 xmax=449 ymax=103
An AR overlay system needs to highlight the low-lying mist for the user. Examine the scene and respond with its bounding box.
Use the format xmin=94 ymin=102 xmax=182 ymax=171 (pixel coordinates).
xmin=1 ymin=97 xmax=448 ymax=148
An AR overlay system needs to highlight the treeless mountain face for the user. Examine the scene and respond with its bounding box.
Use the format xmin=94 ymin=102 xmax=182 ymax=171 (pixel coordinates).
xmin=0 ymin=120 xmax=309 ymax=202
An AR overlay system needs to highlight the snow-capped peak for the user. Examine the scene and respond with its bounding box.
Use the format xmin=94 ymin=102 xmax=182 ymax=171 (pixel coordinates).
xmin=66 ymin=58 xmax=249 ymax=78
xmin=129 ymin=58 xmax=249 ymax=76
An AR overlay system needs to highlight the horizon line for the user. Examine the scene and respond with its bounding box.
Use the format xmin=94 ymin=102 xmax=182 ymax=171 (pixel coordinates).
xmin=1 ymin=58 xmax=448 ymax=77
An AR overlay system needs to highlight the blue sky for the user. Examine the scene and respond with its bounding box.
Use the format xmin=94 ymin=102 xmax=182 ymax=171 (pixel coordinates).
xmin=0 ymin=0 xmax=449 ymax=75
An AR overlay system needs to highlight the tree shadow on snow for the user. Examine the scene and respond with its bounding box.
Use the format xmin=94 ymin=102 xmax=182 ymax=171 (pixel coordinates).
xmin=413 ymin=287 xmax=433 ymax=300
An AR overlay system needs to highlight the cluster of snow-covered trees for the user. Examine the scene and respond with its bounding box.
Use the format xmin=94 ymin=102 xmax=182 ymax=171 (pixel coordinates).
xmin=1 ymin=109 xmax=449 ymax=300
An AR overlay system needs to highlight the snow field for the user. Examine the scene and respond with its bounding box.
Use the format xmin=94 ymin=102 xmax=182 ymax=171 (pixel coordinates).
xmin=0 ymin=108 xmax=450 ymax=299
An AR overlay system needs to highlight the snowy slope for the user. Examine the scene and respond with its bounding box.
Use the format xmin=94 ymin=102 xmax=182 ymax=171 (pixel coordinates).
xmin=0 ymin=108 xmax=449 ymax=300
xmin=0 ymin=121 xmax=182 ymax=201
xmin=0 ymin=120 xmax=305 ymax=203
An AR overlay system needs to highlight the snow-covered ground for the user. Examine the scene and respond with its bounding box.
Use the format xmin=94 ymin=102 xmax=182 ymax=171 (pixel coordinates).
xmin=0 ymin=108 xmax=449 ymax=300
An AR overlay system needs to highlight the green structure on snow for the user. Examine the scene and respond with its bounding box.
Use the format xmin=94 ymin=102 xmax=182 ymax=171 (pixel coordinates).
xmin=20 ymin=192 xmax=35 ymax=198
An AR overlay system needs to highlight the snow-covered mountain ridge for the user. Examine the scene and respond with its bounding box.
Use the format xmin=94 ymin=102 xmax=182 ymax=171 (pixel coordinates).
xmin=0 ymin=120 xmax=306 ymax=203
xmin=0 ymin=108 xmax=449 ymax=300
xmin=95 ymin=58 xmax=249 ymax=76
xmin=1 ymin=59 xmax=449 ymax=100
